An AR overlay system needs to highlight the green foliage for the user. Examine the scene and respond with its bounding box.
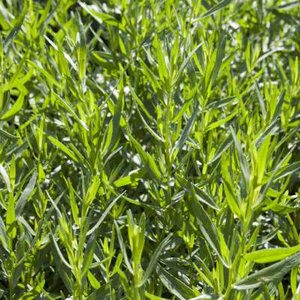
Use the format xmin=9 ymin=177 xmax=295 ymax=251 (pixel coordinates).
xmin=0 ymin=0 xmax=299 ymax=299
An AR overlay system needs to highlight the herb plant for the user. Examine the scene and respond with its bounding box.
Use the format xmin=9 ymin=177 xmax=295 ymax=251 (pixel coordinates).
xmin=0 ymin=0 xmax=299 ymax=299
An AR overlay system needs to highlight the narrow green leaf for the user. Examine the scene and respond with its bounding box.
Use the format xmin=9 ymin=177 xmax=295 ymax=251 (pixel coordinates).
xmin=0 ymin=165 xmax=11 ymax=192
xmin=274 ymin=1 xmax=299 ymax=9
xmin=193 ymin=0 xmax=231 ymax=20
xmin=129 ymin=84 xmax=154 ymax=121
xmin=207 ymin=96 xmax=237 ymax=110
xmin=0 ymin=128 xmax=18 ymax=140
xmin=84 ymin=176 xmax=100 ymax=209
xmin=211 ymin=34 xmax=226 ymax=85
xmin=256 ymin=135 xmax=271 ymax=184
xmin=187 ymin=197 xmax=229 ymax=267
xmin=15 ymin=192 xmax=65 ymax=270
xmin=28 ymin=61 xmax=60 ymax=87
xmin=81 ymin=237 xmax=96 ymax=278
xmin=15 ymin=171 xmax=37 ymax=216
xmin=290 ymin=267 xmax=298 ymax=296
xmin=154 ymin=35 xmax=169 ymax=82
xmin=129 ymin=135 xmax=162 ymax=181
xmin=0 ymin=93 xmax=25 ymax=121
xmin=274 ymin=161 xmax=300 ymax=181
xmin=77 ymin=13 xmax=87 ymax=84
xmin=6 ymin=195 xmax=16 ymax=239
xmin=176 ymin=175 xmax=219 ymax=210
xmin=244 ymin=245 xmax=300 ymax=264
xmin=208 ymin=134 xmax=233 ymax=165
xmin=51 ymin=235 xmax=73 ymax=269
xmin=79 ymin=2 xmax=125 ymax=31
xmin=69 ymin=143 xmax=88 ymax=165
xmin=176 ymin=42 xmax=203 ymax=82
xmin=221 ymin=155 xmax=241 ymax=218
xmin=38 ymin=0 xmax=60 ymax=34
xmin=136 ymin=107 xmax=164 ymax=143
xmin=48 ymin=136 xmax=78 ymax=162
xmin=103 ymin=78 xmax=124 ymax=155
xmin=158 ymin=265 xmax=196 ymax=300
xmin=87 ymin=271 xmax=101 ymax=289
xmin=3 ymin=9 xmax=25 ymax=51
xmin=145 ymin=291 xmax=169 ymax=300
xmin=139 ymin=59 xmax=161 ymax=92
xmin=272 ymin=90 xmax=285 ymax=121
xmin=256 ymin=147 xmax=295 ymax=208
xmin=0 ymin=216 xmax=8 ymax=251
xmin=140 ymin=234 xmax=172 ymax=287
xmin=234 ymin=251 xmax=300 ymax=290
xmin=230 ymin=127 xmax=250 ymax=190
xmin=206 ymin=111 xmax=237 ymax=132
xmin=87 ymin=192 xmax=123 ymax=236
xmin=115 ymin=221 xmax=133 ymax=274
xmin=172 ymin=105 xmax=198 ymax=158
xmin=254 ymin=81 xmax=266 ymax=119
xmin=52 ymin=92 xmax=88 ymax=131
xmin=255 ymin=118 xmax=279 ymax=148
xmin=65 ymin=178 xmax=79 ymax=226
xmin=113 ymin=173 xmax=138 ymax=188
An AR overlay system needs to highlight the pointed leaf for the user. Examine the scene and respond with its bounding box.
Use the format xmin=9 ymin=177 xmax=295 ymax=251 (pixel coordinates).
xmin=230 ymin=127 xmax=250 ymax=190
xmin=0 ymin=93 xmax=25 ymax=121
xmin=172 ymin=105 xmax=198 ymax=158
xmin=16 ymin=171 xmax=37 ymax=216
xmin=140 ymin=234 xmax=172 ymax=287
xmin=193 ymin=0 xmax=231 ymax=20
xmin=187 ymin=198 xmax=229 ymax=267
xmin=87 ymin=192 xmax=124 ymax=236
xmin=48 ymin=136 xmax=78 ymax=162
xmin=158 ymin=265 xmax=196 ymax=300
xmin=234 ymin=251 xmax=300 ymax=290
xmin=244 ymin=245 xmax=300 ymax=264
xmin=0 ymin=165 xmax=11 ymax=192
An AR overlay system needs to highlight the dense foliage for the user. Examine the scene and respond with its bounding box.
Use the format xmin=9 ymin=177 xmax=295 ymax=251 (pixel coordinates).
xmin=0 ymin=0 xmax=300 ymax=299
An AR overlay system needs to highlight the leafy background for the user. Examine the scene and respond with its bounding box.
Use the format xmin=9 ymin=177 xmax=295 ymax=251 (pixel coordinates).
xmin=0 ymin=0 xmax=299 ymax=299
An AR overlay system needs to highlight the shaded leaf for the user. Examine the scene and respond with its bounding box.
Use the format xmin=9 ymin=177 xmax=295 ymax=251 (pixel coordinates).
xmin=235 ymin=251 xmax=300 ymax=290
